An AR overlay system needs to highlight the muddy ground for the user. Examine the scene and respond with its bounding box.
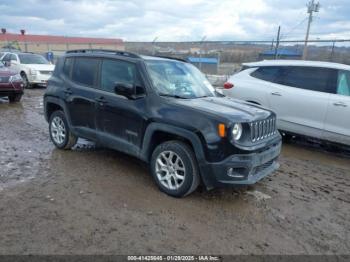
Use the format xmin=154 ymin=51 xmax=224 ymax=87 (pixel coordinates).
xmin=0 ymin=89 xmax=349 ymax=255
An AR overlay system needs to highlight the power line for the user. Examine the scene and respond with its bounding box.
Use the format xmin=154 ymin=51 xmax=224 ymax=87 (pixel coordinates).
xmin=280 ymin=17 xmax=308 ymax=40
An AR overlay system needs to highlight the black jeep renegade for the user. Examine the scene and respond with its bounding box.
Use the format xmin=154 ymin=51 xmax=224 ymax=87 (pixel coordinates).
xmin=44 ymin=49 xmax=282 ymax=197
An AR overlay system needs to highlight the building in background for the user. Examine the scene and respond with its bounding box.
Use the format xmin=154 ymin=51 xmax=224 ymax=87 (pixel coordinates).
xmin=187 ymin=57 xmax=218 ymax=74
xmin=259 ymin=49 xmax=302 ymax=60
xmin=0 ymin=30 xmax=124 ymax=56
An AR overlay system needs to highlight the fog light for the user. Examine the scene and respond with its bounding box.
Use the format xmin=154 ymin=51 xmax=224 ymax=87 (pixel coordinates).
xmin=227 ymin=167 xmax=245 ymax=178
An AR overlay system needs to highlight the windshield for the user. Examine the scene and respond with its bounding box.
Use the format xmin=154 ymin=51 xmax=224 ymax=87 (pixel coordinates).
xmin=145 ymin=60 xmax=216 ymax=98
xmin=18 ymin=54 xmax=49 ymax=64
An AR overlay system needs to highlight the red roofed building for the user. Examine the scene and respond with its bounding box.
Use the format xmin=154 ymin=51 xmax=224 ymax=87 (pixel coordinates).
xmin=0 ymin=30 xmax=124 ymax=53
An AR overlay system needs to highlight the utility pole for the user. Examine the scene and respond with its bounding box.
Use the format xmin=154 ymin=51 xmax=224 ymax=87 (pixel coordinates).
xmin=152 ymin=36 xmax=158 ymax=55
xmin=274 ymin=26 xmax=281 ymax=59
xmin=330 ymin=41 xmax=335 ymax=61
xmin=271 ymin=38 xmax=274 ymax=50
xmin=302 ymin=0 xmax=320 ymax=60
xmin=199 ymin=36 xmax=206 ymax=71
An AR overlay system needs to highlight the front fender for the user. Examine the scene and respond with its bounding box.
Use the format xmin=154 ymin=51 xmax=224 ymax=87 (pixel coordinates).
xmin=140 ymin=122 xmax=205 ymax=163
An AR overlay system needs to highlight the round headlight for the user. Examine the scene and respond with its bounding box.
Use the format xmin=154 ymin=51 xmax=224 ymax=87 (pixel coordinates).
xmin=232 ymin=123 xmax=243 ymax=141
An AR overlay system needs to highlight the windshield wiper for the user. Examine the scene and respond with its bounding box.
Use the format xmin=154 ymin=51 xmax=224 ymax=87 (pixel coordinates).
xmin=158 ymin=93 xmax=189 ymax=99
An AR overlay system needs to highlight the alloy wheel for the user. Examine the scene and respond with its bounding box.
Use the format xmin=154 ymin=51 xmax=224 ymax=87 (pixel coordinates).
xmin=155 ymin=151 xmax=186 ymax=190
xmin=50 ymin=116 xmax=66 ymax=145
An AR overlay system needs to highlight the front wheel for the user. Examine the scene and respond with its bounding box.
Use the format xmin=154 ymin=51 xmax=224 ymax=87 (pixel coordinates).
xmin=20 ymin=72 xmax=30 ymax=89
xmin=8 ymin=93 xmax=22 ymax=103
xmin=150 ymin=141 xmax=200 ymax=197
xmin=49 ymin=111 xmax=77 ymax=149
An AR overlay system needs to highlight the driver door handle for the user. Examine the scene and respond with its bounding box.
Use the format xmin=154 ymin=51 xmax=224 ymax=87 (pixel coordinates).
xmin=333 ymin=102 xmax=347 ymax=107
xmin=271 ymin=92 xmax=282 ymax=96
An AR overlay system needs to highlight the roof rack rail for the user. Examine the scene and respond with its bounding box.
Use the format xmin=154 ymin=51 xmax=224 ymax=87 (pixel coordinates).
xmin=155 ymin=55 xmax=187 ymax=63
xmin=66 ymin=49 xmax=141 ymax=59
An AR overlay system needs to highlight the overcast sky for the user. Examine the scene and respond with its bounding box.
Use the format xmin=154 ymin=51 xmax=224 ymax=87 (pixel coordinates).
xmin=0 ymin=0 xmax=349 ymax=41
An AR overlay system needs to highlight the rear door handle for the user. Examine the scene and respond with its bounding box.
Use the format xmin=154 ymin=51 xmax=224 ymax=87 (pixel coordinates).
xmin=333 ymin=102 xmax=347 ymax=107
xmin=271 ymin=92 xmax=282 ymax=96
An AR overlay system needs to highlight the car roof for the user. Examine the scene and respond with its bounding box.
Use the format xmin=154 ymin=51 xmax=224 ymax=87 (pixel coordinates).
xmin=243 ymin=60 xmax=350 ymax=71
xmin=64 ymin=49 xmax=186 ymax=63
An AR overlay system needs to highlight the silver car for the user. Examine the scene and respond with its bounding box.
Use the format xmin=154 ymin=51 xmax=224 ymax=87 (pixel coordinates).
xmin=222 ymin=60 xmax=350 ymax=146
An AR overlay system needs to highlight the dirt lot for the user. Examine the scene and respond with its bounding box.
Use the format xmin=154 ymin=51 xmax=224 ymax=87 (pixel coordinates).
xmin=0 ymin=89 xmax=349 ymax=255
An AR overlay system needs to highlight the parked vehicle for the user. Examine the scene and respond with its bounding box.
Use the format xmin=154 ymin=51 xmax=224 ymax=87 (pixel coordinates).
xmin=1 ymin=52 xmax=55 ymax=88
xmin=44 ymin=50 xmax=281 ymax=197
xmin=0 ymin=61 xmax=24 ymax=102
xmin=222 ymin=60 xmax=350 ymax=147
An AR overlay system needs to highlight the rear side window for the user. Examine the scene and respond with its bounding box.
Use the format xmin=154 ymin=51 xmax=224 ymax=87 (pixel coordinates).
xmin=251 ymin=66 xmax=281 ymax=82
xmin=337 ymin=70 xmax=350 ymax=96
xmin=63 ymin=57 xmax=73 ymax=77
xmin=71 ymin=57 xmax=99 ymax=87
xmin=280 ymin=66 xmax=337 ymax=93
xmin=100 ymin=59 xmax=141 ymax=93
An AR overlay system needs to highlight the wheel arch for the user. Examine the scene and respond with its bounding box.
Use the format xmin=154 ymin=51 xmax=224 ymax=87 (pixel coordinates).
xmin=44 ymin=96 xmax=71 ymax=125
xmin=141 ymin=123 xmax=206 ymax=164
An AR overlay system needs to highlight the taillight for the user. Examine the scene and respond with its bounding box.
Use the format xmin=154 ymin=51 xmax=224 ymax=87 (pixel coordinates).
xmin=223 ymin=82 xmax=234 ymax=89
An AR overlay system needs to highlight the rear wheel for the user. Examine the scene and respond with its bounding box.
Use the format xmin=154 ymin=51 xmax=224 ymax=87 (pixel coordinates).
xmin=8 ymin=93 xmax=22 ymax=103
xmin=150 ymin=141 xmax=200 ymax=197
xmin=49 ymin=111 xmax=77 ymax=149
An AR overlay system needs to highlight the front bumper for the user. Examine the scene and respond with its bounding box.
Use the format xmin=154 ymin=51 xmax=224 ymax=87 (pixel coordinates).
xmin=199 ymin=140 xmax=282 ymax=189
xmin=0 ymin=82 xmax=24 ymax=96
xmin=28 ymin=73 xmax=52 ymax=86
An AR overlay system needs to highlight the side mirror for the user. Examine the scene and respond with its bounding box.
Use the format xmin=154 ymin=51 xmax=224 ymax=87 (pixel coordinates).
xmin=4 ymin=61 xmax=11 ymax=67
xmin=114 ymin=83 xmax=135 ymax=99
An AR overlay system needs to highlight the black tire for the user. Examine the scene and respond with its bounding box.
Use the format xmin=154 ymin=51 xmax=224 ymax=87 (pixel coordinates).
xmin=49 ymin=110 xmax=77 ymax=150
xmin=282 ymin=132 xmax=294 ymax=143
xmin=150 ymin=141 xmax=200 ymax=197
xmin=8 ymin=93 xmax=22 ymax=103
xmin=20 ymin=72 xmax=31 ymax=89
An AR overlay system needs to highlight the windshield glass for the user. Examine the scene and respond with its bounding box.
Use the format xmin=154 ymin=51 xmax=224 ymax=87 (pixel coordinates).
xmin=18 ymin=54 xmax=49 ymax=64
xmin=145 ymin=59 xmax=215 ymax=98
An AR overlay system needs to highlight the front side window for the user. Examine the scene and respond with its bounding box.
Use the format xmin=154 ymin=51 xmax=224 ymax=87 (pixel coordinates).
xmin=100 ymin=59 xmax=141 ymax=93
xmin=145 ymin=60 xmax=215 ymax=98
xmin=280 ymin=66 xmax=337 ymax=93
xmin=10 ymin=54 xmax=17 ymax=61
xmin=18 ymin=54 xmax=49 ymax=64
xmin=2 ymin=54 xmax=11 ymax=62
xmin=337 ymin=70 xmax=350 ymax=96
xmin=71 ymin=57 xmax=99 ymax=87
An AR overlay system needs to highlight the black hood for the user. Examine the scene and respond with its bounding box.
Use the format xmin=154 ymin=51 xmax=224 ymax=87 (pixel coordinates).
xmin=173 ymin=96 xmax=273 ymax=123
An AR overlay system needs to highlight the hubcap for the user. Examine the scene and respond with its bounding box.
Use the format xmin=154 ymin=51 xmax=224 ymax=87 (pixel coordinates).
xmin=155 ymin=151 xmax=186 ymax=190
xmin=51 ymin=116 xmax=66 ymax=145
xmin=21 ymin=75 xmax=28 ymax=87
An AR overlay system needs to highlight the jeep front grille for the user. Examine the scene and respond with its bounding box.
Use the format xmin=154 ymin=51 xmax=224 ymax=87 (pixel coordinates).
xmin=250 ymin=117 xmax=277 ymax=142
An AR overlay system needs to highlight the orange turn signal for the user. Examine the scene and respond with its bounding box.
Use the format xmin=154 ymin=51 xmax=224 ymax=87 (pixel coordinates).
xmin=218 ymin=123 xmax=226 ymax=138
